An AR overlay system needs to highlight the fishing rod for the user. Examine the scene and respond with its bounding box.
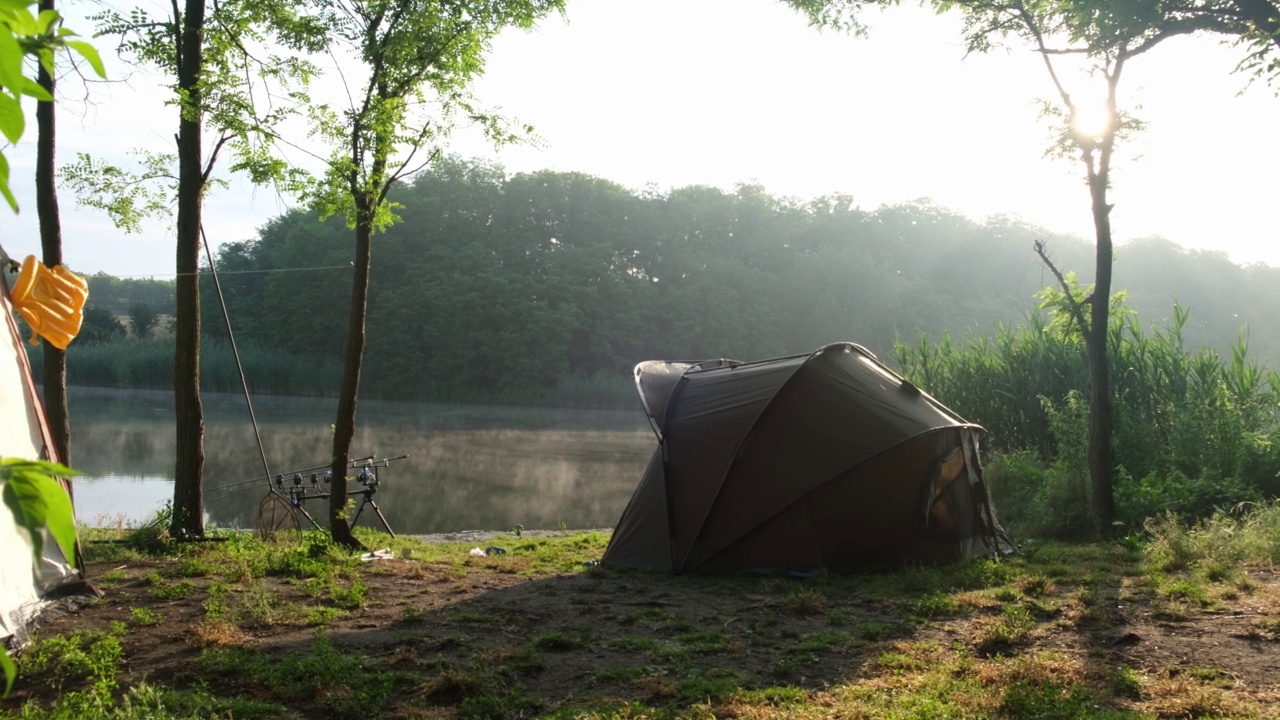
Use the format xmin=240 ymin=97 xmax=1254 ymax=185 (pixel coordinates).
xmin=205 ymin=455 xmax=381 ymax=498
xmin=265 ymin=454 xmax=409 ymax=536
xmin=231 ymin=454 xmax=409 ymax=539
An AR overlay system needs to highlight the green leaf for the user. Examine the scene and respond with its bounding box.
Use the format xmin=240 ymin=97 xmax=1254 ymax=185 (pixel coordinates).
xmin=0 ymin=90 xmax=22 ymax=143
xmin=1 ymin=646 xmax=13 ymax=697
xmin=65 ymin=40 xmax=104 ymax=79
xmin=0 ymin=0 xmax=33 ymax=12
xmin=15 ymin=74 xmax=49 ymax=101
xmin=0 ymin=26 xmax=24 ymax=91
xmin=35 ymin=46 xmax=51 ymax=77
xmin=6 ymin=6 xmax=36 ymax=35
xmin=35 ymin=8 xmax=57 ymax=34
xmin=0 ymin=151 xmax=15 ymax=212
xmin=1 ymin=459 xmax=80 ymax=569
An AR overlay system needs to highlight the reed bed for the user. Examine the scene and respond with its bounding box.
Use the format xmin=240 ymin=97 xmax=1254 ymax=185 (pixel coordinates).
xmin=43 ymin=340 xmax=343 ymax=397
xmin=896 ymin=301 xmax=1280 ymax=537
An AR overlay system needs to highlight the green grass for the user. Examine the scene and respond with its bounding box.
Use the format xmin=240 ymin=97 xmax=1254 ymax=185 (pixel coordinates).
xmin=11 ymin=520 xmax=1280 ymax=720
xmin=147 ymin=580 xmax=196 ymax=601
xmin=913 ymin=591 xmax=962 ymax=618
xmin=197 ymin=637 xmax=414 ymax=720
xmin=532 ymin=631 xmax=580 ymax=652
xmin=129 ymin=608 xmax=162 ymax=627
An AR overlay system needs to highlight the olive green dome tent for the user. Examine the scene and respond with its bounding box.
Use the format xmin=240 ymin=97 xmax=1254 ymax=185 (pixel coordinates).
xmin=601 ymin=342 xmax=1013 ymax=574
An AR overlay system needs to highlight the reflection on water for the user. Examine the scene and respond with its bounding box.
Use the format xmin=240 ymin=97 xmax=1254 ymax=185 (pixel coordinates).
xmin=68 ymin=387 xmax=652 ymax=533
xmin=74 ymin=475 xmax=175 ymax=527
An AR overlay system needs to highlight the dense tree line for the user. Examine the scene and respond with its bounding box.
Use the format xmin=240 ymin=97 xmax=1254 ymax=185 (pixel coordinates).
xmin=206 ymin=157 xmax=1280 ymax=398
xmin=75 ymin=156 xmax=1280 ymax=402
xmin=83 ymin=274 xmax=176 ymax=316
xmin=198 ymin=157 xmax=1084 ymax=398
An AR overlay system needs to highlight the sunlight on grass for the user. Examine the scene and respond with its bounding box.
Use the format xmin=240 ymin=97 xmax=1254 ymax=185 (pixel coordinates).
xmin=13 ymin=521 xmax=1280 ymax=720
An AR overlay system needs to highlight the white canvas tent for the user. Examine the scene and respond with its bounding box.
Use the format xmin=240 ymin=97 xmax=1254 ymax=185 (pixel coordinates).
xmin=0 ymin=271 xmax=82 ymax=646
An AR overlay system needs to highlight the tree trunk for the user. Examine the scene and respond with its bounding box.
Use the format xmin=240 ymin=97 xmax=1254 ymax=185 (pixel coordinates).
xmin=35 ymin=0 xmax=68 ymax=467
xmin=328 ymin=198 xmax=374 ymax=550
xmin=171 ymin=0 xmax=206 ymax=538
xmin=1085 ymin=169 xmax=1116 ymax=537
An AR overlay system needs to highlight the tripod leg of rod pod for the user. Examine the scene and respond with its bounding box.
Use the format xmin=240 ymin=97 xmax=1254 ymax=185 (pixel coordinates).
xmin=368 ymin=499 xmax=395 ymax=538
xmin=349 ymin=488 xmax=396 ymax=537
xmin=350 ymin=493 xmax=396 ymax=537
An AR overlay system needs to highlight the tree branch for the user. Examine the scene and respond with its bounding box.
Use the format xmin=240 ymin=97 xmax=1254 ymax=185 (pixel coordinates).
xmin=384 ymin=146 xmax=439 ymax=204
xmin=169 ymin=0 xmax=183 ymax=79
xmin=202 ymin=134 xmax=233 ymax=186
xmin=1033 ymin=238 xmax=1090 ymax=338
xmin=385 ymin=119 xmax=436 ymax=189
xmin=1011 ymin=1 xmax=1076 ymax=116
xmin=1123 ymin=16 xmax=1247 ymax=58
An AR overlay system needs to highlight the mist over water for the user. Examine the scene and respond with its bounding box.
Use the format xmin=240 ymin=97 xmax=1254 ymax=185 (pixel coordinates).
xmin=68 ymin=387 xmax=652 ymax=534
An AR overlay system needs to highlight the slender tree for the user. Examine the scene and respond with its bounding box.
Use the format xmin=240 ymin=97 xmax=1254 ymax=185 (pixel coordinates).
xmin=300 ymin=0 xmax=565 ymax=547
xmin=34 ymin=0 xmax=67 ymax=464
xmin=81 ymin=0 xmax=320 ymax=537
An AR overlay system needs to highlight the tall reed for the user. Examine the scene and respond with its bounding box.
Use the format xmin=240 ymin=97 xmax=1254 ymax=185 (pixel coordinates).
xmin=42 ymin=339 xmax=343 ymax=396
xmin=897 ymin=296 xmax=1280 ymax=536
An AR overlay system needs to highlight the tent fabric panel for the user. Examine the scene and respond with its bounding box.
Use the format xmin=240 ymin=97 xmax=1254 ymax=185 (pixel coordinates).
xmin=690 ymin=495 xmax=826 ymax=575
xmin=635 ymin=359 xmax=739 ymax=434
xmin=664 ymin=358 xmax=803 ymax=568
xmin=687 ymin=430 xmax=958 ymax=574
xmin=0 ymin=289 xmax=48 ymax=465
xmin=811 ymin=430 xmax=957 ymax=568
xmin=600 ymin=451 xmax=673 ymax=571
xmin=680 ymin=347 xmax=962 ymax=570
xmin=0 ymin=282 xmax=80 ymax=644
xmin=1 ymin=287 xmax=51 ymax=642
xmin=635 ymin=361 xmax=695 ymax=434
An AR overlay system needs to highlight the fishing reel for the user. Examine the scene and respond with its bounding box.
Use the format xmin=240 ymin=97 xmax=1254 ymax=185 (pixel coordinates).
xmin=356 ymin=462 xmax=379 ymax=488
xmin=275 ymin=472 xmax=319 ymax=503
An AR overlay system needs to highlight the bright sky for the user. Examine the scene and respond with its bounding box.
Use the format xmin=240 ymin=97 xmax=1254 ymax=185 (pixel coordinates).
xmin=4 ymin=0 xmax=1278 ymax=278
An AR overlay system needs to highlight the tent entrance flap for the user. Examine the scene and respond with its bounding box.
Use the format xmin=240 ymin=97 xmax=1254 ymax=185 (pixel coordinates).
xmin=603 ymin=342 xmax=1013 ymax=574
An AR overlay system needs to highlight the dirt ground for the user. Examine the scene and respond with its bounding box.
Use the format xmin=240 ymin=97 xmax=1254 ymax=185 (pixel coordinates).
xmin=9 ymin=536 xmax=1280 ymax=719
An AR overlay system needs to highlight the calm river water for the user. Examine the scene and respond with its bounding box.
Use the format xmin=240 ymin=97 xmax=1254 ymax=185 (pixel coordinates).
xmin=66 ymin=387 xmax=653 ymax=534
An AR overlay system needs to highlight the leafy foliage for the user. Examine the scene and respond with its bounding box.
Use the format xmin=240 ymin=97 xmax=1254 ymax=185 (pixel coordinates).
xmin=83 ymin=0 xmax=321 ymax=203
xmin=898 ymin=295 xmax=1280 ymax=535
xmin=76 ymin=306 xmax=127 ymax=346
xmin=0 ymin=0 xmax=103 ymax=211
xmin=61 ymin=151 xmax=177 ymax=233
xmin=293 ymin=0 xmax=567 ymax=545
xmin=785 ymin=0 xmax=1280 ymax=87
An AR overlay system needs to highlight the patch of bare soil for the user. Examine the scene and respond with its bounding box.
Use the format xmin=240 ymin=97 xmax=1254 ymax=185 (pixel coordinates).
xmin=9 ymin=549 xmax=1280 ymax=718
